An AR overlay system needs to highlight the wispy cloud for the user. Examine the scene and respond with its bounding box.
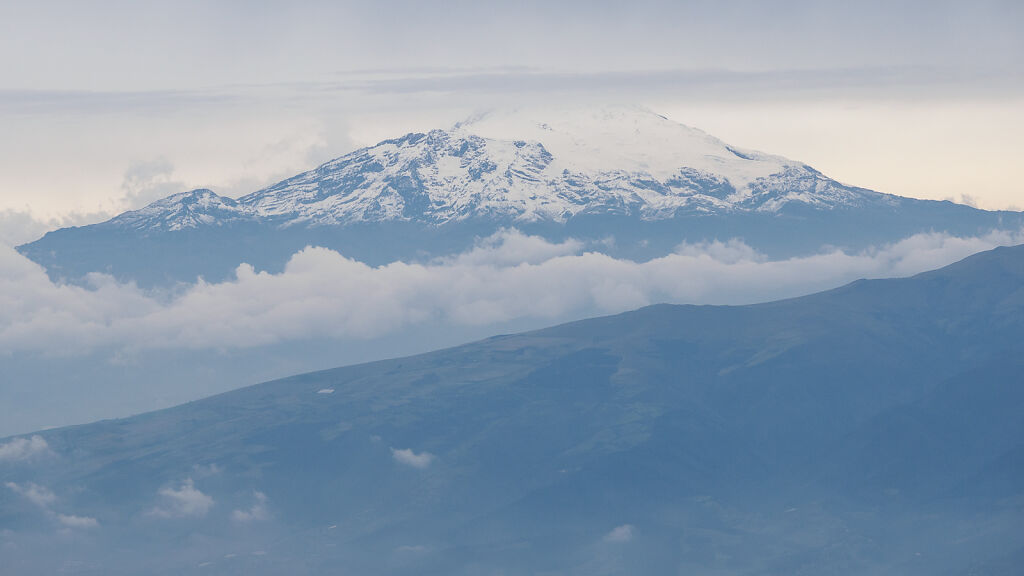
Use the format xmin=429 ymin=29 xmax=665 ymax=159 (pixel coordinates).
xmin=191 ymin=463 xmax=223 ymax=478
xmin=391 ymin=448 xmax=434 ymax=469
xmin=118 ymin=158 xmax=189 ymax=210
xmin=0 ymin=210 xmax=111 ymax=247
xmin=56 ymin=514 xmax=99 ymax=529
xmin=5 ymin=482 xmax=56 ymax=508
xmin=603 ymin=524 xmax=635 ymax=543
xmin=149 ymin=478 xmax=214 ymax=518
xmin=340 ymin=66 xmax=1024 ymax=102
xmin=0 ymin=88 xmax=239 ymax=116
xmin=0 ymin=436 xmax=51 ymax=462
xmin=232 ymin=491 xmax=268 ymax=523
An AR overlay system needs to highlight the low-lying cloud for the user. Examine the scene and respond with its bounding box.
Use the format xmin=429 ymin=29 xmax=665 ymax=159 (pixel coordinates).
xmin=391 ymin=448 xmax=435 ymax=469
xmin=150 ymin=478 xmax=214 ymax=519
xmin=5 ymin=481 xmax=99 ymax=529
xmin=0 ymin=209 xmax=110 ymax=247
xmin=0 ymin=436 xmax=50 ymax=462
xmin=1 ymin=229 xmax=1022 ymax=356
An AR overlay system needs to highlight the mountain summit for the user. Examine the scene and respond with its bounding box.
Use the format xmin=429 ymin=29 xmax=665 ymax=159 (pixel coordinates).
xmin=19 ymin=105 xmax=1023 ymax=286
xmin=117 ymin=106 xmax=887 ymax=228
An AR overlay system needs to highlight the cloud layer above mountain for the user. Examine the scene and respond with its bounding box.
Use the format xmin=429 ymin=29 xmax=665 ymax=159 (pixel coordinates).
xmin=1 ymin=229 xmax=1021 ymax=357
xmin=5 ymin=1 xmax=1019 ymax=91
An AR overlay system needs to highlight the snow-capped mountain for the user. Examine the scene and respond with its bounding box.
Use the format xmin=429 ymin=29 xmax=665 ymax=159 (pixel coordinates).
xmin=109 ymin=106 xmax=893 ymax=231
xmin=19 ymin=105 xmax=1023 ymax=286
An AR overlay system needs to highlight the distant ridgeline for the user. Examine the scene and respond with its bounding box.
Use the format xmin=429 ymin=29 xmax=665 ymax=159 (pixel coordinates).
xmin=3 ymin=244 xmax=1024 ymax=574
xmin=19 ymin=107 xmax=1024 ymax=287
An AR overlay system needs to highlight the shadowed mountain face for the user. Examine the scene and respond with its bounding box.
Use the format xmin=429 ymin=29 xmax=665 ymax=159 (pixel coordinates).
xmin=17 ymin=107 xmax=1024 ymax=287
xmin=2 ymin=245 xmax=1024 ymax=575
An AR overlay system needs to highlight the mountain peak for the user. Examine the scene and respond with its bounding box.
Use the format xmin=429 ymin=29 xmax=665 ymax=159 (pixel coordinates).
xmin=79 ymin=105 xmax=901 ymax=238
xmin=160 ymin=188 xmax=227 ymax=205
xmin=111 ymin=188 xmax=251 ymax=232
xmin=231 ymin=104 xmax=879 ymax=227
xmin=450 ymin=104 xmax=792 ymax=185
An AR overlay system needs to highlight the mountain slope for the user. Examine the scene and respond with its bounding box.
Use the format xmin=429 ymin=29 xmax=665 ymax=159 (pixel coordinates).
xmin=18 ymin=106 xmax=1024 ymax=286
xmin=3 ymin=244 xmax=1023 ymax=575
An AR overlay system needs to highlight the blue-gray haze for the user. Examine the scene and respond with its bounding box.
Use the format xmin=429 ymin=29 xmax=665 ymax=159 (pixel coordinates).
xmin=2 ymin=244 xmax=1023 ymax=574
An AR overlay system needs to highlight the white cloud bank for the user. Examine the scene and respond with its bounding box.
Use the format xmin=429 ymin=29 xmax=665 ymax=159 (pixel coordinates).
xmin=0 ymin=436 xmax=50 ymax=462
xmin=1 ymin=229 xmax=1022 ymax=356
xmin=391 ymin=448 xmax=435 ymax=469
xmin=150 ymin=478 xmax=214 ymax=518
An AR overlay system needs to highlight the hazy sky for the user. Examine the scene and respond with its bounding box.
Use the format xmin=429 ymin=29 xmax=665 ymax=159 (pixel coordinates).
xmin=1 ymin=0 xmax=1022 ymax=239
